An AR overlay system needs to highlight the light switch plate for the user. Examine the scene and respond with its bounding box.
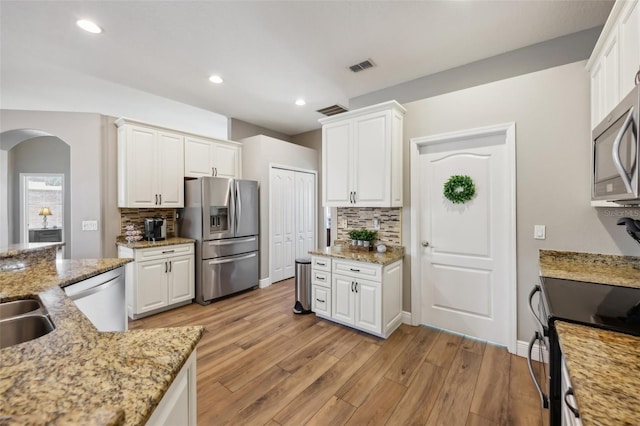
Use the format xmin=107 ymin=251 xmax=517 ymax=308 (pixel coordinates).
xmin=82 ymin=220 xmax=98 ymax=231
xmin=534 ymin=225 xmax=546 ymax=240
xmin=340 ymin=218 xmax=347 ymax=228
xmin=373 ymin=218 xmax=380 ymax=230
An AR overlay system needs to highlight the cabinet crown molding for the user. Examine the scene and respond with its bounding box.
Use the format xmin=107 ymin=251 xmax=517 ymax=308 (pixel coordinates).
xmin=585 ymin=0 xmax=637 ymax=71
xmin=114 ymin=117 xmax=241 ymax=146
xmin=318 ymin=100 xmax=406 ymax=125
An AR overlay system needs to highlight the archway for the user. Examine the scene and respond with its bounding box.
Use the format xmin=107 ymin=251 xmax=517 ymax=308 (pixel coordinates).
xmin=1 ymin=129 xmax=71 ymax=257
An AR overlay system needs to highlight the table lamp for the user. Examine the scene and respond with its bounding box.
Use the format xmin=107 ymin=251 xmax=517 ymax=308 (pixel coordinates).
xmin=39 ymin=207 xmax=52 ymax=229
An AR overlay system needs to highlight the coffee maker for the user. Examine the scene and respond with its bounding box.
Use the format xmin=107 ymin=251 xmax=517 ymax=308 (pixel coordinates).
xmin=144 ymin=218 xmax=167 ymax=241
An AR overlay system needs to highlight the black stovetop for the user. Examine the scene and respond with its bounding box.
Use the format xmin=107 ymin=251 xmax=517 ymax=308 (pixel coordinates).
xmin=540 ymin=277 xmax=640 ymax=337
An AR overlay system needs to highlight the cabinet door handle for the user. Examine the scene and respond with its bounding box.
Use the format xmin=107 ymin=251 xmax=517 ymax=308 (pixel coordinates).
xmin=353 ymin=192 xmax=356 ymax=203
xmin=355 ymin=282 xmax=358 ymax=293
xmin=159 ymin=194 xmax=162 ymax=205
xmin=351 ymin=281 xmax=354 ymax=292
xmin=164 ymin=261 xmax=168 ymax=273
xmin=212 ymin=167 xmax=215 ymax=176
xmin=169 ymin=260 xmax=172 ymax=272
xmin=563 ymin=388 xmax=580 ymax=418
xmin=155 ymin=194 xmax=158 ymax=205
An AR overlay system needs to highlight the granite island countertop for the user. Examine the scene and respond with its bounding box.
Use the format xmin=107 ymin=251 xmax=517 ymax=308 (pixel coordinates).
xmin=555 ymin=321 xmax=640 ymax=426
xmin=309 ymin=244 xmax=404 ymax=265
xmin=0 ymin=255 xmax=204 ymax=425
xmin=539 ymin=249 xmax=640 ymax=426
xmin=115 ymin=236 xmax=195 ymax=250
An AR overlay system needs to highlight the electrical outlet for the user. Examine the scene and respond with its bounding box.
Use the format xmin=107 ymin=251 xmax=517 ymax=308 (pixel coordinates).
xmin=373 ymin=218 xmax=380 ymax=230
xmin=340 ymin=218 xmax=348 ymax=228
xmin=82 ymin=220 xmax=98 ymax=231
xmin=534 ymin=225 xmax=546 ymax=240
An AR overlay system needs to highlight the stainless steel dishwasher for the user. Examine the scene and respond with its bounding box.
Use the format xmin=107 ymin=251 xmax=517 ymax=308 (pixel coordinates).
xmin=64 ymin=266 xmax=127 ymax=331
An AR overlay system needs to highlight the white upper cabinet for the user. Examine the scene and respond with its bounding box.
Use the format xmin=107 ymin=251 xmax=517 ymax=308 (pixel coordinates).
xmin=320 ymin=100 xmax=405 ymax=207
xmin=184 ymin=136 xmax=242 ymax=179
xmin=116 ymin=119 xmax=184 ymax=208
xmin=587 ymin=0 xmax=640 ymax=128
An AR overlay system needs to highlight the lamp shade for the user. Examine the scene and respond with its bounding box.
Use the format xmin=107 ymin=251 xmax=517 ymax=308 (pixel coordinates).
xmin=38 ymin=207 xmax=52 ymax=216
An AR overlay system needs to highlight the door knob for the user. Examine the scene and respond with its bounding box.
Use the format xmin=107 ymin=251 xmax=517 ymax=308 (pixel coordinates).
xmin=422 ymin=241 xmax=430 ymax=247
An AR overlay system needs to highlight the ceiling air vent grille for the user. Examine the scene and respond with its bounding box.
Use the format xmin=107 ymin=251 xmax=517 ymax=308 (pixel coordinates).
xmin=317 ymin=104 xmax=348 ymax=117
xmin=349 ymin=59 xmax=375 ymax=73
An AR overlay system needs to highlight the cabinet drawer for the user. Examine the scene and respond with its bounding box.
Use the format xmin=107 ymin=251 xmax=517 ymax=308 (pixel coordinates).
xmin=135 ymin=244 xmax=194 ymax=261
xmin=312 ymin=285 xmax=331 ymax=318
xmin=312 ymin=270 xmax=330 ymax=287
xmin=311 ymin=256 xmax=331 ymax=272
xmin=333 ymin=259 xmax=381 ymax=281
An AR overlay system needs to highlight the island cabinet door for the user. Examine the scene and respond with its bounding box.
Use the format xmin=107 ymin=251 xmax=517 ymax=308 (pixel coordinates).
xmin=168 ymin=254 xmax=195 ymax=304
xmin=353 ymin=278 xmax=382 ymax=334
xmin=332 ymin=274 xmax=355 ymax=324
xmin=136 ymin=258 xmax=170 ymax=313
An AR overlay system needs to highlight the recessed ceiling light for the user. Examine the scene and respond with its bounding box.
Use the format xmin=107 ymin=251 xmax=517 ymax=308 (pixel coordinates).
xmin=295 ymin=99 xmax=306 ymax=106
xmin=76 ymin=19 xmax=102 ymax=34
xmin=209 ymin=75 xmax=223 ymax=84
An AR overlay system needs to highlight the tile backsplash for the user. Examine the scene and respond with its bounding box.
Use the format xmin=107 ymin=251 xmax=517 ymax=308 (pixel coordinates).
xmin=120 ymin=208 xmax=177 ymax=236
xmin=336 ymin=207 xmax=401 ymax=246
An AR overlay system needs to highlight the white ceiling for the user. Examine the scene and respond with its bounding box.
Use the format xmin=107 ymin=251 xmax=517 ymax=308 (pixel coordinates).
xmin=0 ymin=0 xmax=614 ymax=136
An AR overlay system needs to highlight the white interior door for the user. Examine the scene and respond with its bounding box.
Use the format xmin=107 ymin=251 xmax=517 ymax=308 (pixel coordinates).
xmin=413 ymin=124 xmax=516 ymax=349
xmin=295 ymin=172 xmax=316 ymax=260
xmin=270 ymin=168 xmax=295 ymax=283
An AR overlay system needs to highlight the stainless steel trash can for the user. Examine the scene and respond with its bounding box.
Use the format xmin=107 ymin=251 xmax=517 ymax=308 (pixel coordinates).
xmin=294 ymin=257 xmax=312 ymax=314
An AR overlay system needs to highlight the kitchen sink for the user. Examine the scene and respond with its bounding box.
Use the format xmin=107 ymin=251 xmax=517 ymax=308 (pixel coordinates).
xmin=0 ymin=299 xmax=43 ymax=320
xmin=0 ymin=299 xmax=55 ymax=349
xmin=0 ymin=314 xmax=55 ymax=349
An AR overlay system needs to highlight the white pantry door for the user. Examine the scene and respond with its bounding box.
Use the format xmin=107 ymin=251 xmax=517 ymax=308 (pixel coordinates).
xmin=412 ymin=123 xmax=516 ymax=349
xmin=295 ymin=171 xmax=316 ymax=260
xmin=270 ymin=168 xmax=295 ymax=283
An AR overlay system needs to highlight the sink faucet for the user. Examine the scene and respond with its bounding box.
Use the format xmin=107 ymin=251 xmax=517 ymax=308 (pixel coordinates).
xmin=616 ymin=217 xmax=640 ymax=245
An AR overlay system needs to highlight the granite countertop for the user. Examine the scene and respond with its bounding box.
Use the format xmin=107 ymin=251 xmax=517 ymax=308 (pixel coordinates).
xmin=539 ymin=249 xmax=640 ymax=289
xmin=555 ymin=321 xmax=640 ymax=426
xmin=309 ymin=244 xmax=405 ymax=265
xmin=0 ymin=242 xmax=64 ymax=260
xmin=115 ymin=236 xmax=195 ymax=249
xmin=0 ymin=257 xmax=204 ymax=425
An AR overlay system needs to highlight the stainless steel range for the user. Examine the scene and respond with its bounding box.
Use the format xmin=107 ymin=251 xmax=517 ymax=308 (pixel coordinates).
xmin=528 ymin=277 xmax=640 ymax=425
xmin=179 ymin=177 xmax=259 ymax=304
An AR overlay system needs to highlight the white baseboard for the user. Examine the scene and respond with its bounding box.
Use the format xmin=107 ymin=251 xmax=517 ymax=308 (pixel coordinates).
xmin=516 ymin=339 xmax=549 ymax=363
xmin=401 ymin=310 xmax=412 ymax=325
xmin=259 ymin=277 xmax=271 ymax=288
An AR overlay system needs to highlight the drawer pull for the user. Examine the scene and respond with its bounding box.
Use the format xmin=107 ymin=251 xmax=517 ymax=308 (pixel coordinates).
xmin=162 ymin=250 xmax=175 ymax=254
xmin=564 ymin=388 xmax=580 ymax=418
xmin=350 ymin=268 xmax=360 ymax=272
xmin=316 ymin=298 xmax=325 ymax=303
xmin=316 ymin=261 xmax=326 ymax=266
xmin=316 ymin=276 xmax=325 ymax=281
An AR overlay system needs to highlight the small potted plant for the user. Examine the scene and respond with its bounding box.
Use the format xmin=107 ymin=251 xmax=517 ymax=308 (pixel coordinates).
xmin=360 ymin=229 xmax=378 ymax=251
xmin=348 ymin=229 xmax=361 ymax=246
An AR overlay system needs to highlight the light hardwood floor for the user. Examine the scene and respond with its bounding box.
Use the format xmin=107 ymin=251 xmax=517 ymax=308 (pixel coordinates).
xmin=129 ymin=279 xmax=548 ymax=426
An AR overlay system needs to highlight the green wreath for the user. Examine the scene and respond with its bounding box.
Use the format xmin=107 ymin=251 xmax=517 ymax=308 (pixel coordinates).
xmin=443 ymin=175 xmax=476 ymax=204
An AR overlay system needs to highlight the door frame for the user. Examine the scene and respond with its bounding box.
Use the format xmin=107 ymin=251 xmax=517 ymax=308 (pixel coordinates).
xmin=410 ymin=122 xmax=517 ymax=354
xmin=268 ymin=163 xmax=318 ymax=287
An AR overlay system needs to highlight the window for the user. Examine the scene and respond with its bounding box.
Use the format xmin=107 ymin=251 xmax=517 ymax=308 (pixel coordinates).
xmin=22 ymin=174 xmax=64 ymax=230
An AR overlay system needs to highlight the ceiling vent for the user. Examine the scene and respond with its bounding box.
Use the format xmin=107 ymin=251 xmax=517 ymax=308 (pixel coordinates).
xmin=317 ymin=104 xmax=348 ymax=117
xmin=349 ymin=59 xmax=375 ymax=73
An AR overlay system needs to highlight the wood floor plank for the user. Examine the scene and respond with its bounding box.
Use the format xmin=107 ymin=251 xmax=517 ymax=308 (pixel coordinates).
xmin=335 ymin=325 xmax=415 ymax=407
xmin=226 ymin=353 xmax=338 ymax=425
xmin=273 ymin=341 xmax=380 ymax=426
xmin=386 ymin=360 xmax=447 ymax=425
xmin=384 ymin=325 xmax=439 ymax=386
xmin=305 ymin=396 xmax=356 ymax=426
xmin=130 ymin=282 xmax=544 ymax=426
xmin=426 ymin=346 xmax=484 ymax=426
xmin=345 ymin=377 xmax=406 ymax=426
xmin=425 ymin=329 xmax=463 ymax=368
xmin=470 ymin=343 xmax=511 ymax=424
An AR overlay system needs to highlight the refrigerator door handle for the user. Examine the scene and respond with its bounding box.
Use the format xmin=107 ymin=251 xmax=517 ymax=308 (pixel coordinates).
xmin=235 ymin=181 xmax=242 ymax=235
xmin=207 ymin=252 xmax=257 ymax=265
xmin=207 ymin=236 xmax=257 ymax=246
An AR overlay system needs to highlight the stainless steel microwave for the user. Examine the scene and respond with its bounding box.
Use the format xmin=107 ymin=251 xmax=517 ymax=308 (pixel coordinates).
xmin=592 ymin=85 xmax=639 ymax=204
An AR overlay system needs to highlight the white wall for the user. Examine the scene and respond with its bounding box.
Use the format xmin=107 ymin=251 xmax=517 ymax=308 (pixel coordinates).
xmin=1 ymin=110 xmax=104 ymax=258
xmin=241 ymin=135 xmax=318 ymax=282
xmin=402 ymin=60 xmax=640 ymax=341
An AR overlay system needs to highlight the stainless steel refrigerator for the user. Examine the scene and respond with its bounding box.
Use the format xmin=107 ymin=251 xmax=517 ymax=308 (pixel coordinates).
xmin=179 ymin=177 xmax=259 ymax=305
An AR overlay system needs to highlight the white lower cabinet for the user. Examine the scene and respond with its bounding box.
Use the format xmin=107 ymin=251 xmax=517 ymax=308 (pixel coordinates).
xmin=118 ymin=243 xmax=195 ymax=320
xmin=311 ymin=255 xmax=402 ymax=338
xmin=147 ymin=350 xmax=198 ymax=426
